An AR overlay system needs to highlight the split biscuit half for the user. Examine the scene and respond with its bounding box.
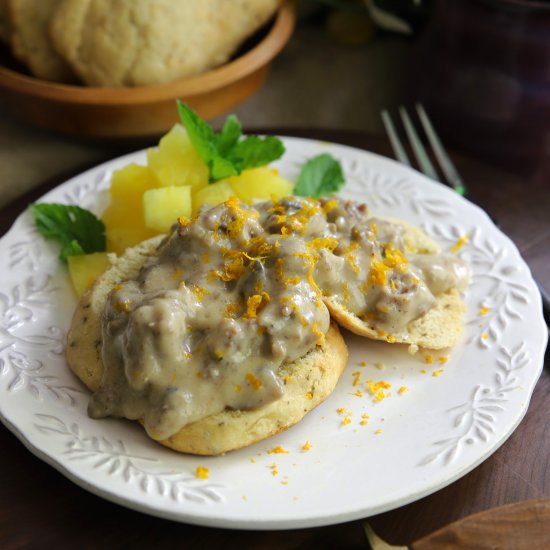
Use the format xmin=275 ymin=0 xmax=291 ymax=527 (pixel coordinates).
xmin=66 ymin=235 xmax=348 ymax=455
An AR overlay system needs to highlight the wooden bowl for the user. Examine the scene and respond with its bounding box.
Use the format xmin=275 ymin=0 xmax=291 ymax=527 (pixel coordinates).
xmin=0 ymin=3 xmax=295 ymax=138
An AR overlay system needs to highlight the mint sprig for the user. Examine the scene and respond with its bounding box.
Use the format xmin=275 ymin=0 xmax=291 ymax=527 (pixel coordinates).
xmin=177 ymin=100 xmax=285 ymax=183
xmin=293 ymin=153 xmax=345 ymax=198
xmin=30 ymin=203 xmax=106 ymax=262
xmin=30 ymin=108 xmax=346 ymax=266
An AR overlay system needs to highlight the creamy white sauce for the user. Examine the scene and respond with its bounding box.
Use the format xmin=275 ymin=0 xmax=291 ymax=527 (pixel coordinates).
xmin=89 ymin=196 xmax=469 ymax=440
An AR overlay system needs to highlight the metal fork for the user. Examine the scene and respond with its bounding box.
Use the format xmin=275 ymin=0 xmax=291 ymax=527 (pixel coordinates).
xmin=381 ymin=104 xmax=466 ymax=196
xmin=382 ymin=104 xmax=550 ymax=324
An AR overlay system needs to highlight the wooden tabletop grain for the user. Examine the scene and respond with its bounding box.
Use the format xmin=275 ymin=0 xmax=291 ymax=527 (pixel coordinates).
xmin=0 ymin=129 xmax=548 ymax=549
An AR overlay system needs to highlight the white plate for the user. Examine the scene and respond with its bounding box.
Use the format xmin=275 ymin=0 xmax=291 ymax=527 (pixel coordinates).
xmin=0 ymin=138 xmax=546 ymax=530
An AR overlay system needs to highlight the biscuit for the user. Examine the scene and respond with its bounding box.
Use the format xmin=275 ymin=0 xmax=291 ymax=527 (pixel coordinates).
xmin=325 ymin=289 xmax=466 ymax=350
xmin=66 ymin=235 xmax=348 ymax=455
xmin=161 ymin=322 xmax=347 ymax=455
xmin=8 ymin=0 xmax=75 ymax=81
xmin=51 ymin=0 xmax=281 ymax=87
xmin=323 ymin=219 xmax=468 ymax=350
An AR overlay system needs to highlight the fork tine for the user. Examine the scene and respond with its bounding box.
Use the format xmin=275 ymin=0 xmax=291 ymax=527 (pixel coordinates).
xmin=398 ymin=106 xmax=439 ymax=181
xmin=415 ymin=103 xmax=467 ymax=196
xmin=381 ymin=110 xmax=411 ymax=167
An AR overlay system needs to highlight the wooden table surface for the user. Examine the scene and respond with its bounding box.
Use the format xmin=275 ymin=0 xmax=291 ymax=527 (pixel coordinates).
xmin=0 ymin=129 xmax=548 ymax=549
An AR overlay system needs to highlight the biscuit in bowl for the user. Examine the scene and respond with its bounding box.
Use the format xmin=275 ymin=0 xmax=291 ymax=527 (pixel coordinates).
xmin=8 ymin=0 xmax=74 ymax=81
xmin=0 ymin=2 xmax=295 ymax=137
xmin=50 ymin=0 xmax=282 ymax=87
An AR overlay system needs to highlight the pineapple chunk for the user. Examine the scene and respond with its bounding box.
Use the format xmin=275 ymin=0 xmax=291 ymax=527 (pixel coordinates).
xmin=68 ymin=253 xmax=110 ymax=297
xmin=143 ymin=186 xmax=192 ymax=233
xmin=228 ymin=167 xmax=293 ymax=203
xmin=192 ymin=181 xmax=235 ymax=214
xmin=103 ymin=163 xmax=159 ymax=254
xmin=102 ymin=197 xmax=158 ymax=255
xmin=147 ymin=124 xmax=209 ymax=192
xmin=110 ymin=163 xmax=158 ymax=205
xmin=103 ymin=219 xmax=157 ymax=256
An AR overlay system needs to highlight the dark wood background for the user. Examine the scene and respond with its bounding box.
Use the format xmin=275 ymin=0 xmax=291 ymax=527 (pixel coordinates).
xmin=0 ymin=129 xmax=548 ymax=549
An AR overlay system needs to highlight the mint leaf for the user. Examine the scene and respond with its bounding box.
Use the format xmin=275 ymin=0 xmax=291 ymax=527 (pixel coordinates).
xmin=215 ymin=115 xmax=242 ymax=156
xmin=176 ymin=100 xmax=217 ymax=163
xmin=228 ymin=136 xmax=286 ymax=172
xmin=31 ymin=203 xmax=105 ymax=262
xmin=210 ymin=156 xmax=239 ymax=181
xmin=176 ymin=100 xmax=285 ymax=183
xmin=293 ymin=153 xmax=345 ymax=198
xmin=61 ymin=239 xmax=86 ymax=259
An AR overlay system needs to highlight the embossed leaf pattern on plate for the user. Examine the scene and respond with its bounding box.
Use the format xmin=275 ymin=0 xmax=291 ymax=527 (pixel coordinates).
xmin=9 ymin=226 xmax=44 ymax=271
xmin=62 ymin=168 xmax=111 ymax=210
xmin=419 ymin=343 xmax=531 ymax=466
xmin=0 ymin=273 xmax=77 ymax=404
xmin=35 ymin=414 xmax=225 ymax=503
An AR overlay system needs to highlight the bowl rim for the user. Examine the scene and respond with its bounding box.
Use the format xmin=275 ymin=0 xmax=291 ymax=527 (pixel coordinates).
xmin=0 ymin=1 xmax=295 ymax=105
